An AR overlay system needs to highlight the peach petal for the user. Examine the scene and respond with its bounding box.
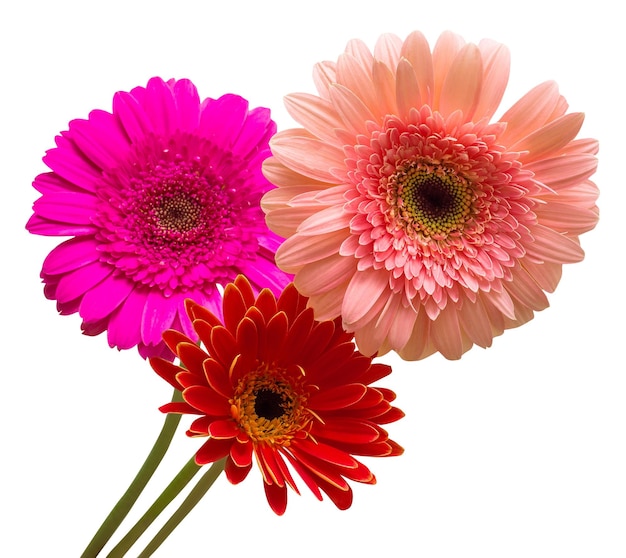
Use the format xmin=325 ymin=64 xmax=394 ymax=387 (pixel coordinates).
xmin=284 ymin=93 xmax=344 ymax=143
xmin=525 ymin=224 xmax=585 ymax=263
xmin=276 ymin=230 xmax=346 ymax=272
xmin=373 ymin=33 xmax=402 ymax=71
xmin=342 ymin=268 xmax=390 ymax=325
xmin=395 ymin=58 xmax=422 ymax=119
xmin=329 ymin=83 xmax=378 ymax=135
xmin=515 ymin=112 xmax=585 ymax=162
xmin=499 ymin=81 xmax=560 ymax=146
xmin=432 ymin=31 xmax=466 ymax=109
xmin=439 ymin=43 xmax=483 ymax=119
xmin=400 ymin=30 xmax=434 ymax=106
xmin=473 ymin=39 xmax=510 ymax=121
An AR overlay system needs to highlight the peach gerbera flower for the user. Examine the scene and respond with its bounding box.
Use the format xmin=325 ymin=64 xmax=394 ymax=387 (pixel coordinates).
xmin=262 ymin=31 xmax=599 ymax=360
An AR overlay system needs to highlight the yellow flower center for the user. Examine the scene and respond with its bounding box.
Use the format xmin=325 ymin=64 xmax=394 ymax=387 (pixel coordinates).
xmin=231 ymin=366 xmax=311 ymax=445
xmin=390 ymin=163 xmax=473 ymax=239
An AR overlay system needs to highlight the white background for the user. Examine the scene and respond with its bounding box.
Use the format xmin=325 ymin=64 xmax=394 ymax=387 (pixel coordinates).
xmin=2 ymin=1 xmax=624 ymax=556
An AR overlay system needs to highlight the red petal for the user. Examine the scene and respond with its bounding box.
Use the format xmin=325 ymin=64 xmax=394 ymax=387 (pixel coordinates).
xmin=149 ymin=357 xmax=183 ymax=389
xmin=233 ymin=275 xmax=256 ymax=306
xmin=223 ymin=282 xmax=249 ymax=335
xmin=292 ymin=438 xmax=359 ymax=469
xmin=256 ymin=444 xmax=285 ymax=487
xmin=210 ymin=326 xmax=238 ymax=366
xmin=202 ymin=359 xmax=232 ymax=398
xmin=207 ymin=419 xmax=240 ymax=439
xmin=162 ymin=329 xmax=193 ymax=355
xmin=159 ymin=401 xmax=200 ymax=415
xmin=264 ymin=481 xmax=287 ymax=515
xmin=230 ymin=438 xmax=253 ymax=468
xmin=309 ymin=383 xmax=368 ymax=411
xmin=264 ymin=311 xmax=288 ymax=363
xmin=312 ymin=418 xmax=381 ymax=444
xmin=255 ymin=289 xmax=278 ymax=322
xmin=185 ymin=299 xmax=221 ymax=325
xmin=177 ymin=342 xmax=209 ymax=374
xmin=225 ymin=457 xmax=252 ymax=485
xmin=195 ymin=437 xmax=232 ymax=464
xmin=317 ymin=477 xmax=354 ymax=510
xmin=184 ymin=386 xmax=230 ymax=416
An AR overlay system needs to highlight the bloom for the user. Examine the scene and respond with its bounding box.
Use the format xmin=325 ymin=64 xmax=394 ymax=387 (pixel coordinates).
xmin=150 ymin=275 xmax=404 ymax=514
xmin=262 ymin=31 xmax=600 ymax=360
xmin=27 ymin=77 xmax=290 ymax=358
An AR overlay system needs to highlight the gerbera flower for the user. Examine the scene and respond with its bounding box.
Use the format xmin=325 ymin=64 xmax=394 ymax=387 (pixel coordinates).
xmin=150 ymin=275 xmax=404 ymax=514
xmin=262 ymin=31 xmax=600 ymax=360
xmin=27 ymin=77 xmax=290 ymax=358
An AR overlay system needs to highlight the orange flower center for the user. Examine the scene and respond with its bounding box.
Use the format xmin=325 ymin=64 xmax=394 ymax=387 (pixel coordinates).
xmin=389 ymin=163 xmax=474 ymax=239
xmin=231 ymin=365 xmax=311 ymax=445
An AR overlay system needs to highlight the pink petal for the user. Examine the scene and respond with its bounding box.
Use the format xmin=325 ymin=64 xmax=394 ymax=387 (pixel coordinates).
xmin=142 ymin=77 xmax=178 ymax=137
xmin=54 ymin=260 xmax=113 ymax=304
xmin=43 ymin=135 xmax=102 ymax=192
xmin=172 ymin=78 xmax=201 ymax=132
xmin=79 ymin=272 xmax=135 ymax=322
xmin=199 ymin=94 xmax=248 ymax=147
xmin=42 ymin=236 xmax=100 ymax=275
xmin=107 ymin=287 xmax=148 ymax=350
xmin=232 ymin=106 xmax=274 ymax=158
xmin=69 ymin=110 xmax=129 ymax=170
xmin=113 ymin=90 xmax=153 ymax=143
xmin=141 ymin=289 xmax=179 ymax=346
xmin=32 ymin=191 xmax=97 ymax=224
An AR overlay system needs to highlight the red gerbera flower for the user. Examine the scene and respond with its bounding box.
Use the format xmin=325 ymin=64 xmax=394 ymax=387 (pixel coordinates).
xmin=150 ymin=275 xmax=404 ymax=514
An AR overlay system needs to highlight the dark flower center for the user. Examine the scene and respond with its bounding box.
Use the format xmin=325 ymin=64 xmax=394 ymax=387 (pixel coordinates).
xmin=392 ymin=164 xmax=473 ymax=239
xmin=254 ymin=387 xmax=288 ymax=420
xmin=232 ymin=368 xmax=311 ymax=444
xmin=154 ymin=195 xmax=202 ymax=232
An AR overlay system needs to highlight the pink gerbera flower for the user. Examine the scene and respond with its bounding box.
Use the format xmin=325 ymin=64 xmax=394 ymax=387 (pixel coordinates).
xmin=262 ymin=31 xmax=599 ymax=360
xmin=27 ymin=77 xmax=290 ymax=359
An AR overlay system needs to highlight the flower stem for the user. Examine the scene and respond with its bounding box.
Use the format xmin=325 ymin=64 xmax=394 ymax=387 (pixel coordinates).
xmin=105 ymin=456 xmax=202 ymax=558
xmin=81 ymin=388 xmax=183 ymax=558
xmin=137 ymin=458 xmax=226 ymax=558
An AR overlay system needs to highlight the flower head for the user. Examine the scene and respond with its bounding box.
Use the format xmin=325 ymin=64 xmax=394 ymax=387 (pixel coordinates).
xmin=150 ymin=275 xmax=404 ymax=514
xmin=27 ymin=77 xmax=290 ymax=358
xmin=262 ymin=31 xmax=599 ymax=360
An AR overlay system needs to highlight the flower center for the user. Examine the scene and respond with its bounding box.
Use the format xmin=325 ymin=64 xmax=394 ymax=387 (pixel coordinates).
xmin=232 ymin=367 xmax=310 ymax=445
xmin=154 ymin=195 xmax=202 ymax=233
xmin=392 ymin=164 xmax=473 ymax=239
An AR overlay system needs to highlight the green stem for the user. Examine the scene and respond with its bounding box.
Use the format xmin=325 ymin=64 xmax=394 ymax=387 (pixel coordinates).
xmin=81 ymin=389 xmax=183 ymax=558
xmin=105 ymin=456 xmax=202 ymax=558
xmin=137 ymin=459 xmax=226 ymax=558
